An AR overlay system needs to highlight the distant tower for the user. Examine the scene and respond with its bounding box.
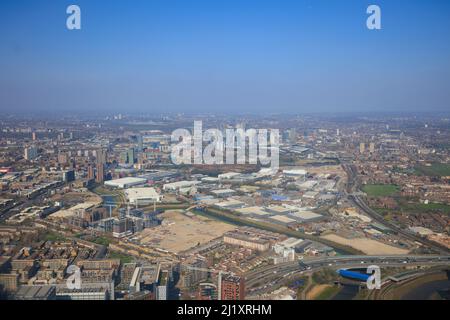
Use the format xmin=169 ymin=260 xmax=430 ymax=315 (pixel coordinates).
xmin=97 ymin=149 xmax=107 ymax=165
xmin=24 ymin=146 xmax=38 ymax=161
xmin=359 ymin=143 xmax=365 ymax=154
xmin=127 ymin=148 xmax=136 ymax=164
xmin=289 ymin=129 xmax=297 ymax=144
xmin=369 ymin=143 xmax=375 ymax=154
xmin=137 ymin=135 xmax=144 ymax=152
xmin=96 ymin=163 xmax=105 ymax=183
xmin=336 ymin=129 xmax=340 ymax=136
xmin=87 ymin=164 xmax=96 ymax=180
xmin=32 ymin=132 xmax=37 ymax=141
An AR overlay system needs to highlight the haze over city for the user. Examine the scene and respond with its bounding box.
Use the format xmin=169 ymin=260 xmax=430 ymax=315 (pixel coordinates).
xmin=1 ymin=0 xmax=450 ymax=114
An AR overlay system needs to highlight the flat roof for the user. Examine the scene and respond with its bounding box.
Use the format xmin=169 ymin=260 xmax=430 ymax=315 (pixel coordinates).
xmin=236 ymin=206 xmax=271 ymax=216
xmin=211 ymin=189 xmax=236 ymax=194
xmin=266 ymin=205 xmax=292 ymax=214
xmin=218 ymin=172 xmax=241 ymax=179
xmin=105 ymin=177 xmax=147 ymax=186
xmin=50 ymin=202 xmax=98 ymax=218
xmin=280 ymin=238 xmax=304 ymax=247
xmin=163 ymin=180 xmax=200 ymax=188
xmin=283 ymin=169 xmax=307 ymax=175
xmin=289 ymin=210 xmax=322 ymax=221
xmin=302 ymin=191 xmax=319 ymax=198
xmin=125 ymin=188 xmax=160 ymax=200
xmin=201 ymin=177 xmax=219 ymax=182
xmin=215 ymin=199 xmax=246 ymax=208
xmin=269 ymin=215 xmax=297 ymax=224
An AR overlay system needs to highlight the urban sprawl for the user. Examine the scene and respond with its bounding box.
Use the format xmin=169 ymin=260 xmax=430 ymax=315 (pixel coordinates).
xmin=0 ymin=113 xmax=449 ymax=300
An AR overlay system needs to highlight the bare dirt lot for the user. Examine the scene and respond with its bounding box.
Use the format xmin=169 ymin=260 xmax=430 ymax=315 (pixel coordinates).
xmin=321 ymin=234 xmax=409 ymax=255
xmin=137 ymin=210 xmax=236 ymax=254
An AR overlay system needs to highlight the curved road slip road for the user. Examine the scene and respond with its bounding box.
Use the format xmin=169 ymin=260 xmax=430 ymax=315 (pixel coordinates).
xmin=245 ymin=255 xmax=450 ymax=296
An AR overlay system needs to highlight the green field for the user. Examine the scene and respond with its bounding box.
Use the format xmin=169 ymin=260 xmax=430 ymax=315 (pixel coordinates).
xmin=414 ymin=163 xmax=450 ymax=177
xmin=399 ymin=202 xmax=450 ymax=215
xmin=362 ymin=184 xmax=399 ymax=197
xmin=43 ymin=231 xmax=66 ymax=242
xmin=91 ymin=236 xmax=112 ymax=246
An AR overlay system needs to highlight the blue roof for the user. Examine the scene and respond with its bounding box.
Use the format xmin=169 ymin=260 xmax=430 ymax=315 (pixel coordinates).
xmin=338 ymin=269 xmax=370 ymax=282
xmin=272 ymin=195 xmax=288 ymax=201
xmin=194 ymin=195 xmax=215 ymax=201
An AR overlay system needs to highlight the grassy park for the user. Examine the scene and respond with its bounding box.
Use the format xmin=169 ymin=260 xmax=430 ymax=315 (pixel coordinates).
xmin=414 ymin=163 xmax=450 ymax=177
xmin=362 ymin=184 xmax=399 ymax=197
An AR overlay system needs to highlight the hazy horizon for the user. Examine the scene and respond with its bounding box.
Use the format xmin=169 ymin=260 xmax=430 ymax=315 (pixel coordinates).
xmin=1 ymin=0 xmax=450 ymax=114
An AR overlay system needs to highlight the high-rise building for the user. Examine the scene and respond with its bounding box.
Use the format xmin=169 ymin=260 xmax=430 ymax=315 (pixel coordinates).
xmin=87 ymin=164 xmax=96 ymax=180
xmin=137 ymin=135 xmax=144 ymax=152
xmin=288 ymin=129 xmax=297 ymax=144
xmin=32 ymin=132 xmax=37 ymax=141
xmin=127 ymin=148 xmax=136 ymax=164
xmin=221 ymin=275 xmax=245 ymax=300
xmin=96 ymin=163 xmax=105 ymax=183
xmin=97 ymin=149 xmax=107 ymax=165
xmin=359 ymin=143 xmax=365 ymax=154
xmin=24 ymin=146 xmax=38 ymax=161
xmin=369 ymin=143 xmax=375 ymax=154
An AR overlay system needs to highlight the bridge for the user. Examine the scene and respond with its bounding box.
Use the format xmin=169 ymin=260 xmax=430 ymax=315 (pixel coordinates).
xmin=245 ymin=254 xmax=450 ymax=296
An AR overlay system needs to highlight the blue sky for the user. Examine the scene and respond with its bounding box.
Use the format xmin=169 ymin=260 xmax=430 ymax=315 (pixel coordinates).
xmin=1 ymin=0 xmax=450 ymax=114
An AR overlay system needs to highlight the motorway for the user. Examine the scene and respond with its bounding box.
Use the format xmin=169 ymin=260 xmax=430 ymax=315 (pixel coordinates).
xmin=245 ymin=255 xmax=450 ymax=296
